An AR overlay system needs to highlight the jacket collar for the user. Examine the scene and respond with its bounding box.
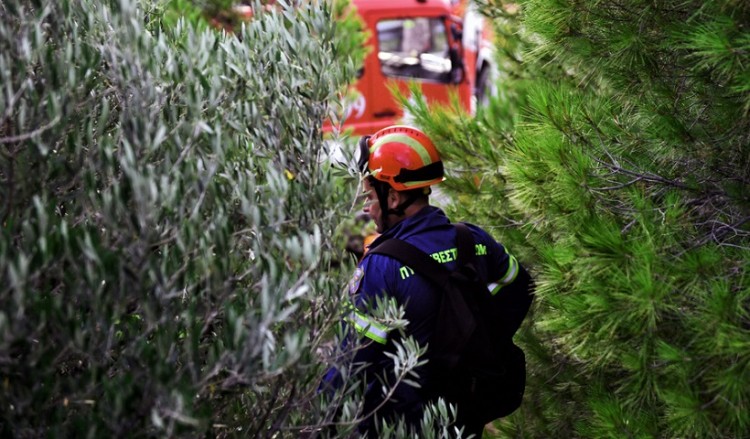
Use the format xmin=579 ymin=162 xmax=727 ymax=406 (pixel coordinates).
xmin=371 ymin=206 xmax=449 ymax=247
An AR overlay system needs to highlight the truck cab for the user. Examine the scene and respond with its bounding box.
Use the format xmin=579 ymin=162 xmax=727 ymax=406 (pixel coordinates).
xmin=325 ymin=0 xmax=474 ymax=136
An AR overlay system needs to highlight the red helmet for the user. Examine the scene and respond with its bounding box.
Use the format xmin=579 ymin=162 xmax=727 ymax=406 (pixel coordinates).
xmin=358 ymin=125 xmax=444 ymax=191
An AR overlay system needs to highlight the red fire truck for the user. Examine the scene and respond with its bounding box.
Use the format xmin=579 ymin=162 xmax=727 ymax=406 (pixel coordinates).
xmin=223 ymin=0 xmax=495 ymax=136
xmin=324 ymin=0 xmax=496 ymax=136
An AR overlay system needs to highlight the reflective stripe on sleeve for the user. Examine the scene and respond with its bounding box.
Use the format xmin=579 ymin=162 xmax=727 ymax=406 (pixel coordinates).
xmin=489 ymin=254 xmax=519 ymax=296
xmin=487 ymin=282 xmax=501 ymax=296
xmin=500 ymin=255 xmax=519 ymax=284
xmin=347 ymin=310 xmax=390 ymax=344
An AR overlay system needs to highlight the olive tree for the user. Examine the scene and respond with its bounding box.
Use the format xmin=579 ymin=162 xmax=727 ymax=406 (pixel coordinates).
xmin=1 ymin=0 xmax=362 ymax=436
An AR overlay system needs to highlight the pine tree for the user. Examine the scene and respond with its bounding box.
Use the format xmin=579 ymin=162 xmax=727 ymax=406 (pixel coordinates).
xmin=410 ymin=0 xmax=750 ymax=437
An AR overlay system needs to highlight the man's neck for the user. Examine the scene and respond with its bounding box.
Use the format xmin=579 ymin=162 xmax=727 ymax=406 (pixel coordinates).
xmin=403 ymin=199 xmax=429 ymax=217
xmin=385 ymin=200 xmax=430 ymax=230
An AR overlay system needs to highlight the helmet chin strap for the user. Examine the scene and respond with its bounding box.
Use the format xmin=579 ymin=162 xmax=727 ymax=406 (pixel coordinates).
xmin=372 ymin=180 xmax=394 ymax=231
xmin=371 ymin=179 xmax=429 ymax=232
xmin=387 ymin=192 xmax=420 ymax=217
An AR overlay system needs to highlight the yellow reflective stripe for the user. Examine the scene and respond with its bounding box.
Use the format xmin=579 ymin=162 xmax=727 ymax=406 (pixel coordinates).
xmin=399 ymin=177 xmax=442 ymax=188
xmin=487 ymin=282 xmax=501 ymax=296
xmin=347 ymin=310 xmax=389 ymax=344
xmin=490 ymin=254 xmax=519 ymax=296
xmin=371 ymin=133 xmax=432 ymax=166
xmin=501 ymin=255 xmax=519 ymax=285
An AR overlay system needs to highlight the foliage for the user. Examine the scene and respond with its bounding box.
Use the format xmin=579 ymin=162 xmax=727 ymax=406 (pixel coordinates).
xmin=408 ymin=0 xmax=750 ymax=438
xmin=0 ymin=0 xmax=392 ymax=436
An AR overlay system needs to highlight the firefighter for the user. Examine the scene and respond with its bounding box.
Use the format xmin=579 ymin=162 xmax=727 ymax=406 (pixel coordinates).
xmin=325 ymin=125 xmax=531 ymax=436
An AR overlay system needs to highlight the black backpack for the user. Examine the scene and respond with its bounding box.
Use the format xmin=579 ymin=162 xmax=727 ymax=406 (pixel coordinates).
xmin=368 ymin=223 xmax=534 ymax=425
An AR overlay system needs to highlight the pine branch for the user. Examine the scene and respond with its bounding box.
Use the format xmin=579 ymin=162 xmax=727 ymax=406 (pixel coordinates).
xmin=692 ymin=215 xmax=750 ymax=249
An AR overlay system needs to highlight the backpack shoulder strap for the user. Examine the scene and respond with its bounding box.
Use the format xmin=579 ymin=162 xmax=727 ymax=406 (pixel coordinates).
xmin=368 ymin=226 xmax=486 ymax=370
xmin=367 ymin=238 xmax=451 ymax=287
xmin=368 ymin=223 xmax=477 ymax=280
xmin=454 ymin=223 xmax=476 ymax=269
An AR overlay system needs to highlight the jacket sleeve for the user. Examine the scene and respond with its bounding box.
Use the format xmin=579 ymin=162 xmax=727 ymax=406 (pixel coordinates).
xmin=346 ymin=255 xmax=399 ymax=375
xmin=486 ymin=242 xmax=522 ymax=296
xmin=319 ymin=256 xmax=396 ymax=393
xmin=480 ymin=230 xmax=534 ymax=338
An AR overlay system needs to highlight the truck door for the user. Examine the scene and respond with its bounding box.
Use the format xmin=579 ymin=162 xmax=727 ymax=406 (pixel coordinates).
xmin=330 ymin=5 xmax=471 ymax=136
xmin=372 ymin=14 xmax=468 ymax=117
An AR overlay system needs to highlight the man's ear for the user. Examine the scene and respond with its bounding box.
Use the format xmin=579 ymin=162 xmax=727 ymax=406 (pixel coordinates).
xmin=387 ymin=188 xmax=402 ymax=210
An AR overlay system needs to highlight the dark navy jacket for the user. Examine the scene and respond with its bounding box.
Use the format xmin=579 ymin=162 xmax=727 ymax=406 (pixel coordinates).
xmin=339 ymin=206 xmax=521 ymax=431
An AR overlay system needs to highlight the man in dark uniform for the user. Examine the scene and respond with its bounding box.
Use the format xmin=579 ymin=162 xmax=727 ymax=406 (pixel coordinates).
xmin=324 ymin=125 xmax=532 ymax=437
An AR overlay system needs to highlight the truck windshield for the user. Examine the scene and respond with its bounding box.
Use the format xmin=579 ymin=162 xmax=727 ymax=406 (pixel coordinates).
xmin=376 ymin=17 xmax=452 ymax=83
